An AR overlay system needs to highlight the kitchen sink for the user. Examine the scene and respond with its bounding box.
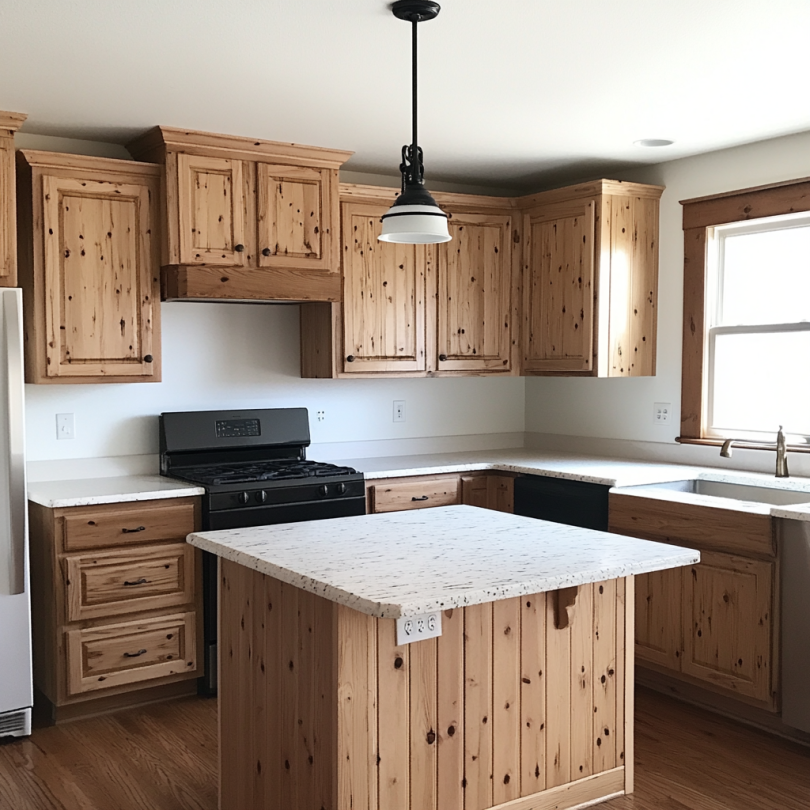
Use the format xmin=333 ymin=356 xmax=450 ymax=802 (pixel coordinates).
xmin=639 ymin=479 xmax=810 ymax=506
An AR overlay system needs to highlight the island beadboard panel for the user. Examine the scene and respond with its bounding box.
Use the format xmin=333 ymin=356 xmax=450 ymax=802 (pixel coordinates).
xmin=219 ymin=560 xmax=634 ymax=810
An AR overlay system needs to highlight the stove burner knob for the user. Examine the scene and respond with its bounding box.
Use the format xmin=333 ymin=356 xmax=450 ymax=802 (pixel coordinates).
xmin=237 ymin=492 xmax=250 ymax=505
xmin=318 ymin=484 xmax=329 ymax=497
xmin=255 ymin=490 xmax=268 ymax=504
xmin=336 ymin=483 xmax=347 ymax=495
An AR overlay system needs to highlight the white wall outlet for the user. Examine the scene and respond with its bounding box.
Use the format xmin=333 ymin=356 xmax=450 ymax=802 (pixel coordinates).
xmin=316 ymin=410 xmax=325 ymax=422
xmin=56 ymin=413 xmax=75 ymax=440
xmin=396 ymin=611 xmax=442 ymax=646
xmin=393 ymin=400 xmax=406 ymax=423
xmin=654 ymin=403 xmax=672 ymax=425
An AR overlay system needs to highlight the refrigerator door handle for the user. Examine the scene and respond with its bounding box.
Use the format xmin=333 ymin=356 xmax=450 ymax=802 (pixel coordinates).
xmin=1 ymin=290 xmax=26 ymax=597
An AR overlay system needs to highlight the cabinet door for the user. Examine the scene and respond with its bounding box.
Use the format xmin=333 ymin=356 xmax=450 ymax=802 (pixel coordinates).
xmin=0 ymin=136 xmax=15 ymax=286
xmin=681 ymin=552 xmax=774 ymax=706
xmin=461 ymin=475 xmax=514 ymax=513
xmin=256 ymin=164 xmax=335 ymax=273
xmin=436 ymin=213 xmax=512 ymax=373
xmin=341 ymin=202 xmax=426 ymax=373
xmin=41 ymin=175 xmax=159 ymax=380
xmin=177 ymin=154 xmax=246 ymax=266
xmin=635 ymin=569 xmax=682 ymax=671
xmin=523 ymin=200 xmax=595 ymax=373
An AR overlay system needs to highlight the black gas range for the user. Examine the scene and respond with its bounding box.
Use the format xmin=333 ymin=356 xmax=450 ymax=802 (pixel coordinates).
xmin=159 ymin=407 xmax=366 ymax=692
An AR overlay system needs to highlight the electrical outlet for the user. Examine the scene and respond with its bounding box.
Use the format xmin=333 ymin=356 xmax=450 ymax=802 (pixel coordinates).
xmin=56 ymin=413 xmax=75 ymax=440
xmin=396 ymin=611 xmax=442 ymax=646
xmin=393 ymin=400 xmax=406 ymax=423
xmin=654 ymin=403 xmax=672 ymax=425
xmin=316 ymin=410 xmax=325 ymax=422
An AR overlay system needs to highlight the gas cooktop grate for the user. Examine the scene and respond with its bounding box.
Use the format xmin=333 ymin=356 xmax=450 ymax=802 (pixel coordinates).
xmin=174 ymin=459 xmax=359 ymax=486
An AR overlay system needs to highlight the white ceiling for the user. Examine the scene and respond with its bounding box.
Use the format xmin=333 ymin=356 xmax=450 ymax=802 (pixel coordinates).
xmin=2 ymin=0 xmax=809 ymax=192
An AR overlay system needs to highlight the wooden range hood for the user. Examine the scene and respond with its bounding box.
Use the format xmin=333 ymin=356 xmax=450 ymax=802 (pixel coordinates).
xmin=128 ymin=127 xmax=353 ymax=303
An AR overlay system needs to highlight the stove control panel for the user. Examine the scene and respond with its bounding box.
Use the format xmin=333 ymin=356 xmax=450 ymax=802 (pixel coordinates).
xmin=216 ymin=418 xmax=261 ymax=439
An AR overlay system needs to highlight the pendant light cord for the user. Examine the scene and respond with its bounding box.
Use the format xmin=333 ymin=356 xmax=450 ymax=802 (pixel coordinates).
xmin=412 ymin=18 xmax=418 ymax=157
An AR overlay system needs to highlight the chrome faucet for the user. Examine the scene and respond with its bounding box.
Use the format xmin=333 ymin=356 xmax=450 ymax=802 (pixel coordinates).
xmin=719 ymin=426 xmax=790 ymax=478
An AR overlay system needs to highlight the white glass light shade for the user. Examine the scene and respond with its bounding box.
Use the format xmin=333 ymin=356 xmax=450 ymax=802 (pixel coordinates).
xmin=378 ymin=204 xmax=451 ymax=244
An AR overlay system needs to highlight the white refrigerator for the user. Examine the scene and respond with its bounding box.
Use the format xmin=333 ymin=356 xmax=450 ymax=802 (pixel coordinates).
xmin=0 ymin=288 xmax=32 ymax=738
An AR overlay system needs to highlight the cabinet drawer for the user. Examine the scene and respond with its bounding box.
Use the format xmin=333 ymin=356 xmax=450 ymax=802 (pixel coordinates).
xmin=62 ymin=502 xmax=196 ymax=551
xmin=65 ymin=612 xmax=197 ymax=695
xmin=370 ymin=477 xmax=460 ymax=513
xmin=65 ymin=544 xmax=196 ymax=622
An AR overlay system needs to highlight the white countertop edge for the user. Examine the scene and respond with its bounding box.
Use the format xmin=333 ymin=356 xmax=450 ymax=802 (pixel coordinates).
xmin=188 ymin=532 xmax=699 ymax=619
xmin=772 ymin=506 xmax=810 ymax=522
xmin=34 ymin=488 xmax=206 ymax=509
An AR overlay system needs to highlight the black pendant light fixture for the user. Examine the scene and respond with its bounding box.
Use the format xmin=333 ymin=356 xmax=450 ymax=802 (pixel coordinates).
xmin=378 ymin=0 xmax=451 ymax=244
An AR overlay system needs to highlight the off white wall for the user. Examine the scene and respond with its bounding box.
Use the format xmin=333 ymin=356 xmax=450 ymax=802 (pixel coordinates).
xmin=20 ymin=134 xmax=525 ymax=470
xmin=525 ymin=129 xmax=810 ymax=446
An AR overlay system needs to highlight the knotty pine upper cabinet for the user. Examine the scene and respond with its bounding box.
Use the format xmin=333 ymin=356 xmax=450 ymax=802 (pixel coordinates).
xmin=0 ymin=111 xmax=26 ymax=287
xmin=520 ymin=180 xmax=663 ymax=377
xmin=341 ymin=201 xmax=427 ymax=373
xmin=16 ymin=151 xmax=162 ymax=384
xmin=436 ymin=209 xmax=517 ymax=373
xmin=128 ymin=127 xmax=351 ymax=303
xmin=300 ymin=185 xmax=518 ymax=378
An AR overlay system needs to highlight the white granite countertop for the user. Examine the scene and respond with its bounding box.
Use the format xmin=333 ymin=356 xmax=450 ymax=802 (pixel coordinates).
xmin=188 ymin=504 xmax=699 ymax=618
xmin=27 ymin=475 xmax=205 ymax=508
xmin=338 ymin=449 xmax=701 ymax=487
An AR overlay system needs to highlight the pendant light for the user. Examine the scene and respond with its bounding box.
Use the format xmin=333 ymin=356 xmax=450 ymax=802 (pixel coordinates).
xmin=378 ymin=0 xmax=451 ymax=244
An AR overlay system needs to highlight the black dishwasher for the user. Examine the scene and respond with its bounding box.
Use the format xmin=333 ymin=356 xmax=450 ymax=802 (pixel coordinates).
xmin=514 ymin=475 xmax=610 ymax=531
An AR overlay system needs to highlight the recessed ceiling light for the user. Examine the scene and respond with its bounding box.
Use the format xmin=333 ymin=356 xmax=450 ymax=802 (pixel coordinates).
xmin=634 ymin=138 xmax=674 ymax=148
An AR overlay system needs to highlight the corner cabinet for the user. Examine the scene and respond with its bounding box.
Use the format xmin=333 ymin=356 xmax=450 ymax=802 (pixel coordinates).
xmin=0 ymin=111 xmax=26 ymax=287
xmin=16 ymin=151 xmax=162 ymax=384
xmin=128 ymin=126 xmax=351 ymax=303
xmin=521 ymin=180 xmax=663 ymax=377
xmin=301 ymin=185 xmax=519 ymax=378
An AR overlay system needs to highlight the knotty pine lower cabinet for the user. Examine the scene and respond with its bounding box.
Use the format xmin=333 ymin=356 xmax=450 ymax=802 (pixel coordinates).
xmin=366 ymin=472 xmax=515 ymax=514
xmin=609 ymin=493 xmax=777 ymax=710
xmin=219 ymin=560 xmax=635 ymax=810
xmin=29 ymin=497 xmax=203 ymax=722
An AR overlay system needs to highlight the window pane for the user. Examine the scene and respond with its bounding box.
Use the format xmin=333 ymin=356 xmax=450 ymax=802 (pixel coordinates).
xmin=721 ymin=225 xmax=810 ymax=325
xmin=711 ymin=330 xmax=810 ymax=436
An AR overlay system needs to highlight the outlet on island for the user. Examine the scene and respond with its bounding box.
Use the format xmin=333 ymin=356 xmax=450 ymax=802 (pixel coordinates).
xmin=396 ymin=611 xmax=442 ymax=645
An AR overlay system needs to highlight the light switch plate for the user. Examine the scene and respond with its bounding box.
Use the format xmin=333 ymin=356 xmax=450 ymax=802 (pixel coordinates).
xmin=393 ymin=400 xmax=406 ymax=423
xmin=56 ymin=413 xmax=75 ymax=440
xmin=396 ymin=611 xmax=442 ymax=645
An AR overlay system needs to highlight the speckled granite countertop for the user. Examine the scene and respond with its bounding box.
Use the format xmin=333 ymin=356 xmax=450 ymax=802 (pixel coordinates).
xmin=27 ymin=475 xmax=205 ymax=508
xmin=188 ymin=504 xmax=699 ymax=618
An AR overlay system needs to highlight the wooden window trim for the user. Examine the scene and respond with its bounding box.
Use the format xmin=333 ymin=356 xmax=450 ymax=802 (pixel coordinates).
xmin=679 ymin=175 xmax=810 ymax=446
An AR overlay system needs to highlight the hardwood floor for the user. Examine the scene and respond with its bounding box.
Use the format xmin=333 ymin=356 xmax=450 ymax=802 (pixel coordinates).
xmin=0 ymin=687 xmax=808 ymax=810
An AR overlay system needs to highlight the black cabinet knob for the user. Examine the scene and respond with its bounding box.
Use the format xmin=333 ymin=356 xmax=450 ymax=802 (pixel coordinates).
xmin=234 ymin=244 xmax=245 ymax=253
xmin=255 ymin=490 xmax=268 ymax=504
xmin=144 ymin=354 xmax=153 ymax=363
xmin=261 ymin=248 xmax=272 ymax=257
xmin=438 ymin=354 xmax=447 ymax=362
xmin=346 ymin=355 xmax=355 ymax=363
xmin=237 ymin=492 xmax=250 ymax=505
xmin=336 ymin=483 xmax=347 ymax=495
xmin=318 ymin=484 xmax=329 ymax=497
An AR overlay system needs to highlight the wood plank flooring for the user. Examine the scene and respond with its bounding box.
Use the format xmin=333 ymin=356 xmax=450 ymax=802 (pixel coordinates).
xmin=1 ymin=687 xmax=808 ymax=810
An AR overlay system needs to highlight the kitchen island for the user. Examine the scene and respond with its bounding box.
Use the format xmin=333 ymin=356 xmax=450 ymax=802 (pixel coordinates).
xmin=188 ymin=505 xmax=699 ymax=810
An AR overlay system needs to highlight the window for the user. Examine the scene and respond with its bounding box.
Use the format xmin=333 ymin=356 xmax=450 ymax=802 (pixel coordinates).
xmin=706 ymin=214 xmax=810 ymax=441
xmin=680 ymin=175 xmax=810 ymax=448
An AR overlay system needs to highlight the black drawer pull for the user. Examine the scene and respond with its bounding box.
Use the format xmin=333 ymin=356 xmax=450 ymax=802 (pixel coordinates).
xmin=123 ymin=578 xmax=148 ymax=587
xmin=412 ymin=496 xmax=429 ymax=502
xmin=122 ymin=526 xmax=146 ymax=534
xmin=123 ymin=649 xmax=147 ymax=658
xmin=439 ymin=354 xmax=448 ymax=361
xmin=261 ymin=247 xmax=272 ymax=257
xmin=234 ymin=244 xmax=245 ymax=252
